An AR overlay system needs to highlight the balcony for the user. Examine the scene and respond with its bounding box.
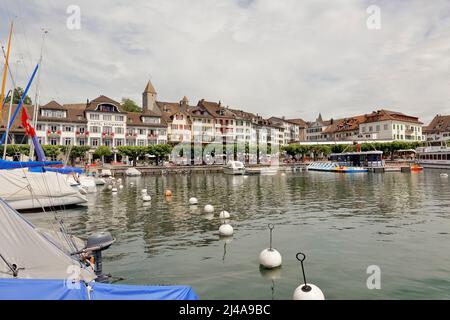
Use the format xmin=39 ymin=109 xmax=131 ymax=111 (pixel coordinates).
xmin=75 ymin=131 xmax=89 ymax=138
xmin=101 ymin=132 xmax=114 ymax=139
xmin=46 ymin=130 xmax=61 ymax=137
xmin=147 ymin=134 xmax=158 ymax=140
xmin=125 ymin=133 xmax=137 ymax=139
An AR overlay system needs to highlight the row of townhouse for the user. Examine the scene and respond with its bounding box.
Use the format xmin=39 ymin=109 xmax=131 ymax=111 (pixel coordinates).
xmin=1 ymin=79 xmax=437 ymax=157
xmin=423 ymin=115 xmax=450 ymax=142
xmin=0 ymin=80 xmax=289 ymax=154
xmin=304 ymin=110 xmax=425 ymax=143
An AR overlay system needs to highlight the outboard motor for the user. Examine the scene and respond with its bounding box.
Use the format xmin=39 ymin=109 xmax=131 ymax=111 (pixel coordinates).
xmin=84 ymin=232 xmax=115 ymax=283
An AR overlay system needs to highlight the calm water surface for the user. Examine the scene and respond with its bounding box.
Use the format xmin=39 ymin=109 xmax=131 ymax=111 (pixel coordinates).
xmin=27 ymin=170 xmax=450 ymax=299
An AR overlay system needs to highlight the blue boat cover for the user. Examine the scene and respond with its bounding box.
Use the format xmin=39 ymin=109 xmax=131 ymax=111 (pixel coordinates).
xmin=0 ymin=279 xmax=198 ymax=300
xmin=0 ymin=159 xmax=63 ymax=169
xmin=89 ymin=282 xmax=199 ymax=300
xmin=29 ymin=166 xmax=84 ymax=174
xmin=0 ymin=278 xmax=87 ymax=300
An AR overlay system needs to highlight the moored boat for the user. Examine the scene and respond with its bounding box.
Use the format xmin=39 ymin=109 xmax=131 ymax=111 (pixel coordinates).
xmin=416 ymin=144 xmax=450 ymax=170
xmin=223 ymin=161 xmax=245 ymax=175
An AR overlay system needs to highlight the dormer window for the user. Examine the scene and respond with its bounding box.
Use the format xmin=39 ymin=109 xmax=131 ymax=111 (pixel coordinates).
xmin=95 ymin=103 xmax=119 ymax=113
xmin=142 ymin=116 xmax=160 ymax=124
xmin=41 ymin=109 xmax=66 ymax=118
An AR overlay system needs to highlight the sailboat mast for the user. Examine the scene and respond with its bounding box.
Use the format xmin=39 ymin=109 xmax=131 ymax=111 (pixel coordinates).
xmin=29 ymin=29 xmax=47 ymax=160
xmin=0 ymin=22 xmax=13 ymax=113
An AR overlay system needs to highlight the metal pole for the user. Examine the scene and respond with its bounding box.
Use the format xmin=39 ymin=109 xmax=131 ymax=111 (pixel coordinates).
xmin=29 ymin=29 xmax=48 ymax=160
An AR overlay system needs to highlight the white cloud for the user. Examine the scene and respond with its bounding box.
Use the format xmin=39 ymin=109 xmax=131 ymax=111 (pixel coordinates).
xmin=0 ymin=0 xmax=449 ymax=124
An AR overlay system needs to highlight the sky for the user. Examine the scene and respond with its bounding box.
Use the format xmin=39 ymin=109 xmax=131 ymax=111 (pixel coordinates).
xmin=0 ymin=0 xmax=449 ymax=124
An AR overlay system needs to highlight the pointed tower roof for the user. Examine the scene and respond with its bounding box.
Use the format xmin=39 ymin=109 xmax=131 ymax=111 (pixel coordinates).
xmin=317 ymin=113 xmax=323 ymax=122
xmin=143 ymin=80 xmax=157 ymax=94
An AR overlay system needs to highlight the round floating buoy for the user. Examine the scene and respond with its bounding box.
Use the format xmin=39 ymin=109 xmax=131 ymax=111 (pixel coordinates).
xmin=164 ymin=190 xmax=172 ymax=197
xmin=204 ymin=204 xmax=214 ymax=213
xmin=259 ymin=249 xmax=282 ymax=269
xmin=259 ymin=224 xmax=282 ymax=269
xmin=142 ymin=194 xmax=151 ymax=202
xmin=107 ymin=185 xmax=112 ymax=190
xmin=292 ymin=252 xmax=325 ymax=300
xmin=219 ymin=210 xmax=230 ymax=219
xmin=141 ymin=189 xmax=147 ymax=194
xmin=119 ymin=185 xmax=124 ymax=189
xmin=293 ymin=284 xmax=325 ymax=300
xmin=189 ymin=197 xmax=198 ymax=205
xmin=219 ymin=223 xmax=234 ymax=236
xmin=111 ymin=187 xmax=118 ymax=193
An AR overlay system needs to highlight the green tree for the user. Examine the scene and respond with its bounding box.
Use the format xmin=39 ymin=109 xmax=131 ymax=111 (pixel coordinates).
xmin=61 ymin=145 xmax=91 ymax=165
xmin=41 ymin=145 xmax=62 ymax=160
xmin=94 ymin=146 xmax=112 ymax=163
xmin=0 ymin=144 xmax=29 ymax=158
xmin=5 ymin=87 xmax=32 ymax=105
xmin=147 ymin=144 xmax=172 ymax=165
xmin=117 ymin=146 xmax=147 ymax=167
xmin=121 ymin=98 xmax=141 ymax=113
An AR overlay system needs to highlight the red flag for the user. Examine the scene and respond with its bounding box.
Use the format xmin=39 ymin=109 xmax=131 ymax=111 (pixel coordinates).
xmin=21 ymin=108 xmax=36 ymax=137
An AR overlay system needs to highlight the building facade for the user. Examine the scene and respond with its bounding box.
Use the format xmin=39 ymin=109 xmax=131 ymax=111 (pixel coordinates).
xmin=423 ymin=115 xmax=450 ymax=142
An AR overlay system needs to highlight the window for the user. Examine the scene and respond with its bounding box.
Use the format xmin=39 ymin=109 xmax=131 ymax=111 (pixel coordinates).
xmin=64 ymin=138 xmax=73 ymax=145
xmin=79 ymin=127 xmax=85 ymax=133
xmin=376 ymin=125 xmax=380 ymax=132
xmin=41 ymin=109 xmax=66 ymax=118
xmin=138 ymin=139 xmax=145 ymax=146
xmin=369 ymin=126 xmax=373 ymax=132
xmin=138 ymin=129 xmax=145 ymax=135
xmin=91 ymin=138 xmax=99 ymax=146
xmin=79 ymin=139 xmax=85 ymax=146
xmin=115 ymin=139 xmax=124 ymax=146
xmin=142 ymin=117 xmax=160 ymax=124
xmin=115 ymin=127 xmax=124 ymax=134
xmin=50 ymin=125 xmax=59 ymax=132
xmin=384 ymin=124 xmax=388 ymax=130
xmin=90 ymin=113 xmax=100 ymax=120
xmin=90 ymin=126 xmax=100 ymax=133
xmin=36 ymin=124 xmax=44 ymax=131
xmin=64 ymin=126 xmax=73 ymax=132
xmin=104 ymin=140 xmax=112 ymax=147
xmin=103 ymin=126 xmax=112 ymax=134
xmin=96 ymin=103 xmax=118 ymax=113
xmin=362 ymin=126 xmax=366 ymax=133
xmin=115 ymin=115 xmax=124 ymax=121
xmin=127 ymin=129 xmax=134 ymax=135
xmin=103 ymin=115 xmax=112 ymax=121
xmin=50 ymin=138 xmax=58 ymax=145
xmin=175 ymin=115 xmax=183 ymax=120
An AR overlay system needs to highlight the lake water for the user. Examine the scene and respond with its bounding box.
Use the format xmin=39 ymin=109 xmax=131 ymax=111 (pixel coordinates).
xmin=27 ymin=170 xmax=450 ymax=299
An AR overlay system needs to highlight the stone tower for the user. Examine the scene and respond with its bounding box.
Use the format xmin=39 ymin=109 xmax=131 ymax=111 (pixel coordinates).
xmin=142 ymin=80 xmax=157 ymax=112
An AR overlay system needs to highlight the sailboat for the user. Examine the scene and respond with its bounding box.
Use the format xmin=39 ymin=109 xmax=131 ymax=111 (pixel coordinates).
xmin=0 ymin=24 xmax=87 ymax=211
xmin=0 ymin=197 xmax=198 ymax=300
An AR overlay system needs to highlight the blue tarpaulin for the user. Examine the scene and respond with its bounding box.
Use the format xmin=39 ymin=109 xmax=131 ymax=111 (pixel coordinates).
xmin=0 ymin=279 xmax=199 ymax=300
xmin=89 ymin=282 xmax=199 ymax=300
xmin=0 ymin=278 xmax=87 ymax=300
xmin=29 ymin=166 xmax=84 ymax=174
xmin=0 ymin=159 xmax=63 ymax=170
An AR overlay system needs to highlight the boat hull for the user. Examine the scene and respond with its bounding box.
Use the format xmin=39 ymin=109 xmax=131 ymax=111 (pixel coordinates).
xmin=223 ymin=167 xmax=245 ymax=175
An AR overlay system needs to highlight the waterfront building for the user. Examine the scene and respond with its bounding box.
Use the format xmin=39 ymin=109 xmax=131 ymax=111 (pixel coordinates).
xmin=286 ymin=118 xmax=308 ymax=142
xmin=423 ymin=115 xmax=450 ymax=142
xmin=322 ymin=115 xmax=366 ymax=142
xmin=358 ymin=109 xmax=423 ymax=141
xmin=305 ymin=114 xmax=331 ymax=142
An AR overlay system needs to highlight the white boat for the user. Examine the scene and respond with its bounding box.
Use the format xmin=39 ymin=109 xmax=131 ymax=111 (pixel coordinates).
xmin=0 ymin=169 xmax=88 ymax=211
xmin=416 ymin=144 xmax=450 ymax=170
xmin=223 ymin=161 xmax=245 ymax=175
xmin=125 ymin=167 xmax=142 ymax=176
xmin=67 ymin=175 xmax=98 ymax=193
xmin=98 ymin=169 xmax=112 ymax=178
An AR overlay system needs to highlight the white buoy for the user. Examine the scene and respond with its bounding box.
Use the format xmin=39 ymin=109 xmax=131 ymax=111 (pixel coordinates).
xmin=204 ymin=204 xmax=214 ymax=213
xmin=141 ymin=189 xmax=148 ymax=194
xmin=293 ymin=284 xmax=325 ymax=300
xmin=219 ymin=223 xmax=234 ymax=236
xmin=111 ymin=187 xmax=118 ymax=193
xmin=293 ymin=252 xmax=325 ymax=300
xmin=440 ymin=173 xmax=449 ymax=178
xmin=219 ymin=210 xmax=230 ymax=219
xmin=107 ymin=185 xmax=112 ymax=190
xmin=259 ymin=249 xmax=282 ymax=269
xmin=259 ymin=224 xmax=282 ymax=269
xmin=119 ymin=185 xmax=124 ymax=189
xmin=189 ymin=197 xmax=198 ymax=205
xmin=142 ymin=194 xmax=151 ymax=201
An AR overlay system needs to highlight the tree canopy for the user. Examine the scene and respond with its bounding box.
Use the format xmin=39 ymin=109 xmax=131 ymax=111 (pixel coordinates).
xmin=5 ymin=87 xmax=32 ymax=105
xmin=121 ymin=98 xmax=142 ymax=113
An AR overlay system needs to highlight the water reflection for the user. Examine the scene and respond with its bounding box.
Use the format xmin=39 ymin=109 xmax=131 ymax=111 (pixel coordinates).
xmin=25 ymin=170 xmax=450 ymax=299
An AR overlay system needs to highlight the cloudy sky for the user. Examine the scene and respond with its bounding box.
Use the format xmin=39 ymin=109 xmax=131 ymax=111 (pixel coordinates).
xmin=0 ymin=0 xmax=449 ymax=123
